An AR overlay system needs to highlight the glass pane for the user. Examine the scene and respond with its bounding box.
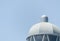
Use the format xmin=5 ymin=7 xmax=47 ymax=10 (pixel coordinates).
xmin=27 ymin=36 xmax=34 ymax=41
xmin=59 ymin=37 xmax=60 ymax=41
xmin=27 ymin=37 xmax=30 ymax=41
xmin=57 ymin=37 xmax=59 ymax=41
xmin=31 ymin=36 xmax=34 ymax=41
xmin=49 ymin=35 xmax=57 ymax=41
xmin=34 ymin=35 xmax=43 ymax=41
xmin=44 ymin=35 xmax=48 ymax=41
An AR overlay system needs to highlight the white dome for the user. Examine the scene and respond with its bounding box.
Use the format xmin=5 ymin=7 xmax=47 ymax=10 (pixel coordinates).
xmin=28 ymin=22 xmax=60 ymax=36
xmin=28 ymin=15 xmax=60 ymax=37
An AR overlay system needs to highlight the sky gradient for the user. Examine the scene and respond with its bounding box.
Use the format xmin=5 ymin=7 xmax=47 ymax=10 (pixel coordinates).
xmin=0 ymin=0 xmax=60 ymax=41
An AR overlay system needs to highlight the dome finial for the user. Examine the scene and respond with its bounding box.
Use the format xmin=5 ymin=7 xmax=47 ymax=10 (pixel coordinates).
xmin=41 ymin=15 xmax=48 ymax=22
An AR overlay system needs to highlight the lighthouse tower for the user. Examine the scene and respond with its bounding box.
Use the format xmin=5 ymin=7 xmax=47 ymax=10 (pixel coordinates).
xmin=26 ymin=15 xmax=60 ymax=41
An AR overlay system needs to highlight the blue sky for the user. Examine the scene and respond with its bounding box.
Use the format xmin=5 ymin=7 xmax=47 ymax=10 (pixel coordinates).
xmin=0 ymin=0 xmax=60 ymax=41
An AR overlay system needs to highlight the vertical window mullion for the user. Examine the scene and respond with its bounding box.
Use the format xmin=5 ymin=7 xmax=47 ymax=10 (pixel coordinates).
xmin=47 ymin=35 xmax=50 ymax=41
xmin=42 ymin=34 xmax=48 ymax=41
xmin=33 ymin=36 xmax=36 ymax=41
xmin=42 ymin=34 xmax=45 ymax=41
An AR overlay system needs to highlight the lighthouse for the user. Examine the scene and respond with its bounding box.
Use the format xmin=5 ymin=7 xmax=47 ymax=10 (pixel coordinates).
xmin=26 ymin=15 xmax=60 ymax=41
